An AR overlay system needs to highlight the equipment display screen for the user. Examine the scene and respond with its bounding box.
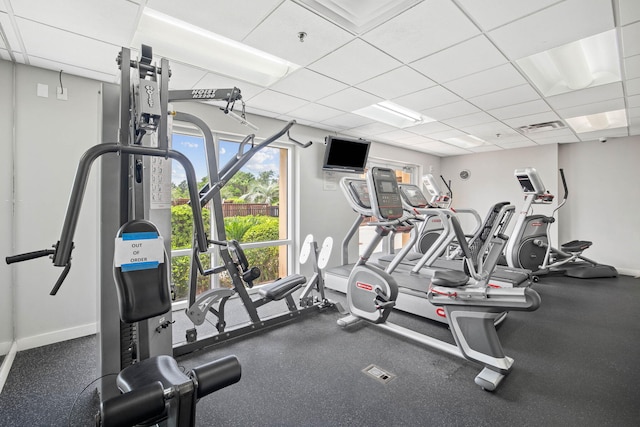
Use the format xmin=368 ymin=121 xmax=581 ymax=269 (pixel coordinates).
xmin=517 ymin=175 xmax=536 ymax=193
xmin=380 ymin=181 xmax=394 ymax=193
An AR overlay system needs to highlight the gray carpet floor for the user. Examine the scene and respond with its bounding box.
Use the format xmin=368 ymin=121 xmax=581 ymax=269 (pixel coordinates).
xmin=1 ymin=274 xmax=638 ymax=426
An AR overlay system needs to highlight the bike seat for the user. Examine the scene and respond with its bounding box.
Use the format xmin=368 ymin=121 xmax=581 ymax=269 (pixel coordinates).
xmin=431 ymin=269 xmax=469 ymax=288
xmin=561 ymin=240 xmax=592 ymax=253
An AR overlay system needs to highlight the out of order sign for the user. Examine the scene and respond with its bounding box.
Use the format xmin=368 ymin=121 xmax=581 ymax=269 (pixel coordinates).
xmin=114 ymin=232 xmax=164 ymax=272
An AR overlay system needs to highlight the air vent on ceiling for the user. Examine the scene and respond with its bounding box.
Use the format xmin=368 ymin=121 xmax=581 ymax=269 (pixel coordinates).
xmin=517 ymin=120 xmax=566 ymax=134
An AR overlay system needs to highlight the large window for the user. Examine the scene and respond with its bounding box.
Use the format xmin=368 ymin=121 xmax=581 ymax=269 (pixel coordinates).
xmin=169 ymin=130 xmax=290 ymax=302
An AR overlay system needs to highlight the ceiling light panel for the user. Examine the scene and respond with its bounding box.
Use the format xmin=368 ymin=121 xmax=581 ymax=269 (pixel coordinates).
xmin=356 ymin=66 xmax=436 ymax=99
xmin=488 ymin=0 xmax=614 ymax=60
xmin=443 ymin=63 xmax=527 ymax=99
xmin=353 ymin=101 xmax=434 ymax=128
xmin=294 ymin=0 xmax=422 ymax=34
xmin=455 ymin=0 xmax=559 ymax=31
xmin=443 ymin=134 xmax=486 ymax=148
xmin=410 ymin=35 xmax=507 ymax=83
xmin=147 ymin=0 xmax=282 ymax=41
xmin=565 ymin=109 xmax=628 ymax=133
xmin=517 ymin=30 xmax=621 ymax=97
xmin=243 ymin=1 xmax=353 ymax=67
xmin=308 ymin=39 xmax=401 ymax=86
xmin=134 ymin=8 xmax=300 ymax=87
xmin=362 ymin=0 xmax=479 ymax=63
xmin=419 ymin=141 xmax=472 ymax=156
xmin=270 ymin=69 xmax=349 ymax=101
xmin=11 ymin=0 xmax=139 ymax=47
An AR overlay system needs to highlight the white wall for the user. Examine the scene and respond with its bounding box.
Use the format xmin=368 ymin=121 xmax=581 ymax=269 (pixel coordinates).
xmin=558 ymin=136 xmax=640 ymax=273
xmin=11 ymin=64 xmax=100 ymax=349
xmin=0 ymin=60 xmax=14 ymax=356
xmin=440 ymin=144 xmax=560 ymax=242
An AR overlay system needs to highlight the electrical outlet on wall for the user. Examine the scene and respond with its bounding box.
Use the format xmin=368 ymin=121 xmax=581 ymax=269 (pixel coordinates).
xmin=57 ymin=86 xmax=68 ymax=101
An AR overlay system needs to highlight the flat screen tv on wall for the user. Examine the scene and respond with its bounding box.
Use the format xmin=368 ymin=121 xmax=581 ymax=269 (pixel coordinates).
xmin=322 ymin=136 xmax=371 ymax=174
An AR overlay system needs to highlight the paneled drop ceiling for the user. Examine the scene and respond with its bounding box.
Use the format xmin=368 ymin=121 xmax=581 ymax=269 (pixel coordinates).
xmin=1 ymin=0 xmax=639 ymax=156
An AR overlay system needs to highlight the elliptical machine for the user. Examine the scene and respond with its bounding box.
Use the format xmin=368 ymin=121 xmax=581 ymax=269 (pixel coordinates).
xmin=504 ymin=168 xmax=617 ymax=279
xmin=338 ymin=167 xmax=541 ymax=391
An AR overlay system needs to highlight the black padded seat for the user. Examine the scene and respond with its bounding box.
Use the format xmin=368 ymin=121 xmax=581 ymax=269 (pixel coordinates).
xmin=117 ymin=355 xmax=190 ymax=393
xmin=431 ymin=269 xmax=469 ymax=288
xmin=561 ymin=240 xmax=592 ymax=253
xmin=258 ymin=274 xmax=306 ymax=301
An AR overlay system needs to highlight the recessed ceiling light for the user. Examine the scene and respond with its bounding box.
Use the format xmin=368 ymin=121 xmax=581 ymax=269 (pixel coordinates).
xmin=353 ymin=101 xmax=435 ymax=128
xmin=565 ymin=109 xmax=627 ymax=133
xmin=443 ymin=134 xmax=486 ymax=148
xmin=517 ymin=30 xmax=621 ymax=97
xmin=133 ymin=8 xmax=300 ymax=87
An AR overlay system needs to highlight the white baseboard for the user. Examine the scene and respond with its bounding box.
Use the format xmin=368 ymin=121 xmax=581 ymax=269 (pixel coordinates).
xmin=617 ymin=268 xmax=640 ymax=278
xmin=0 ymin=342 xmax=18 ymax=394
xmin=16 ymin=322 xmax=97 ymax=352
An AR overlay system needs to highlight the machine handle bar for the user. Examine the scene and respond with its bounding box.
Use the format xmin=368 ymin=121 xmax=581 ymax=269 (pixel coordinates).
xmin=559 ymin=168 xmax=568 ymax=201
xmin=5 ymin=249 xmax=54 ymax=264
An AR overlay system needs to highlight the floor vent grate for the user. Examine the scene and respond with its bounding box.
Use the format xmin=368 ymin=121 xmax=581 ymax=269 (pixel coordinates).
xmin=362 ymin=364 xmax=396 ymax=384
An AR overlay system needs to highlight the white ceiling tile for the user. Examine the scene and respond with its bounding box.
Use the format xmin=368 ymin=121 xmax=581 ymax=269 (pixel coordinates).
xmin=531 ymin=135 xmax=579 ymax=144
xmin=425 ymin=129 xmax=468 ymax=141
xmin=317 ymin=87 xmax=382 ymax=112
xmin=270 ymin=68 xmax=348 ymax=101
xmin=12 ymin=0 xmax=139 ymax=47
xmin=277 ymin=115 xmax=316 ymax=127
xmin=628 ymin=106 xmax=640 ymax=119
xmin=545 ymin=82 xmax=624 ymax=110
xmin=420 ymin=101 xmax=481 ymax=121
xmin=308 ymin=39 xmax=401 ymax=85
xmin=625 ymin=55 xmax=640 ymax=79
xmin=393 ymin=86 xmax=461 ymax=112
xmin=578 ymin=127 xmax=629 ymax=141
xmin=28 ymin=57 xmax=118 ymax=83
xmin=0 ymin=49 xmax=9 ymax=61
xmin=244 ymin=1 xmax=353 ymax=66
xmin=0 ymin=12 xmax=22 ymax=52
xmin=629 ymin=94 xmax=640 ymax=108
xmin=400 ymin=135 xmax=439 ymax=145
xmin=556 ymin=98 xmax=626 ymax=118
xmin=406 ymin=121 xmax=455 ymax=136
xmin=346 ymin=122 xmax=398 ymax=137
xmin=410 ymin=35 xmax=507 ymax=83
xmin=488 ymin=99 xmax=551 ymax=120
xmin=627 ymin=78 xmax=640 ymax=96
xmin=376 ymin=129 xmax=420 ymax=143
xmin=496 ymin=140 xmax=538 ymax=149
xmin=488 ymin=0 xmax=615 ymax=59
xmin=361 ymin=0 xmax=480 ymax=63
xmin=467 ymin=144 xmax=504 ymax=153
xmin=443 ymin=63 xmax=528 ymax=98
xmin=416 ymin=141 xmax=472 ymax=155
xmin=356 ymin=66 xmax=436 ymax=99
xmin=621 ymin=22 xmax=640 ymax=58
xmin=195 ymin=73 xmax=265 ymax=100
xmin=147 ymin=0 xmax=281 ymax=41
xmin=468 ymin=84 xmax=541 ymax=110
xmin=491 ymin=134 xmax=531 ymax=145
xmin=166 ymin=62 xmax=207 ymax=90
xmin=442 ymin=111 xmax=495 ymax=128
xmin=459 ymin=121 xmax=520 ymax=139
xmin=286 ymin=103 xmax=343 ymax=122
xmin=502 ymin=111 xmax=562 ymax=128
xmin=319 ymin=113 xmax=373 ymax=130
xmin=456 ymin=0 xmax=559 ymax=31
xmin=17 ymin=18 xmax=121 ymax=76
xmin=618 ymin=0 xmax=640 ymax=26
xmin=245 ymin=90 xmax=308 ymax=115
xmin=526 ymin=128 xmax=579 ymax=143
